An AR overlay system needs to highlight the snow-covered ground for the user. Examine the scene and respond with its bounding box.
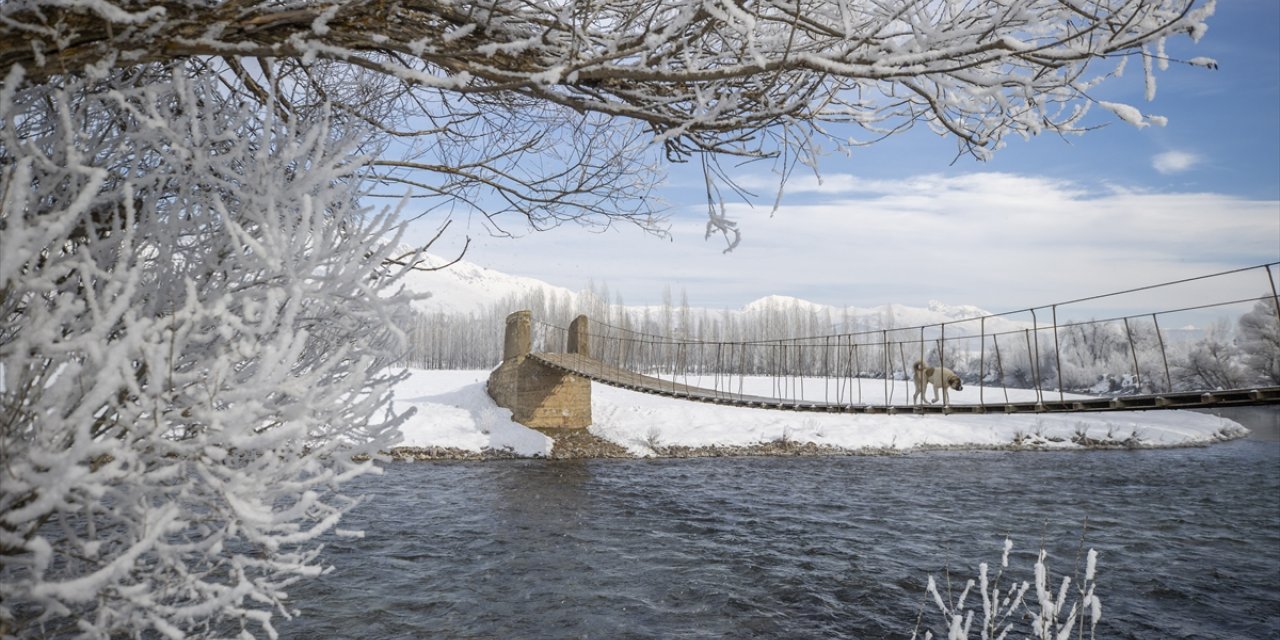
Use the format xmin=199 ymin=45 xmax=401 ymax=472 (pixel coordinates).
xmin=391 ymin=369 xmax=1249 ymax=457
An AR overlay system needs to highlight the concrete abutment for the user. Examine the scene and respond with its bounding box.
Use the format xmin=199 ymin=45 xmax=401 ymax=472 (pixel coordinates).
xmin=486 ymin=311 xmax=592 ymax=428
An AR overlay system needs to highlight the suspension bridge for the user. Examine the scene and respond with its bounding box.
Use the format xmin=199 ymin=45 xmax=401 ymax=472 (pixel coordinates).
xmin=486 ymin=263 xmax=1280 ymax=428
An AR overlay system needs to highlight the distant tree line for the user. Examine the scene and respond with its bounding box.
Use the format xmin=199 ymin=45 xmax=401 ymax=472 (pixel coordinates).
xmin=403 ymin=287 xmax=1280 ymax=395
xmin=959 ymin=299 xmax=1280 ymax=393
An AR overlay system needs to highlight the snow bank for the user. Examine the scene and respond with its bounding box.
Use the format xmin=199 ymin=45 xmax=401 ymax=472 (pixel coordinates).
xmin=392 ymin=370 xmax=554 ymax=456
xmin=390 ymin=369 xmax=1248 ymax=458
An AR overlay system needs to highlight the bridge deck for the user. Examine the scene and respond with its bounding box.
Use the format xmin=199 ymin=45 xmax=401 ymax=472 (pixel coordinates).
xmin=532 ymin=352 xmax=1280 ymax=415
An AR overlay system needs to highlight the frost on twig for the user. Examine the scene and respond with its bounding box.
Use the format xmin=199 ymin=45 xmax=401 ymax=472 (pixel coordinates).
xmin=911 ymin=538 xmax=1102 ymax=640
xmin=0 ymin=0 xmax=1219 ymax=241
xmin=0 ymin=68 xmax=419 ymax=637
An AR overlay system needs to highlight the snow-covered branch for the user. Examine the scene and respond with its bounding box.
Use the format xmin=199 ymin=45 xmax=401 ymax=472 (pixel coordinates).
xmin=1 ymin=0 xmax=1217 ymax=228
xmin=0 ymin=67 xmax=417 ymax=637
xmin=912 ymin=538 xmax=1101 ymax=640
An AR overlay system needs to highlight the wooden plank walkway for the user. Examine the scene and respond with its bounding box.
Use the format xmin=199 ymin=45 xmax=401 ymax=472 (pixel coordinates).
xmin=531 ymin=352 xmax=1280 ymax=415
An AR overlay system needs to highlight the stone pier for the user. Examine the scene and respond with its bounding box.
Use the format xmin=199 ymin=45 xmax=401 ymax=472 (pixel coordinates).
xmin=486 ymin=311 xmax=592 ymax=428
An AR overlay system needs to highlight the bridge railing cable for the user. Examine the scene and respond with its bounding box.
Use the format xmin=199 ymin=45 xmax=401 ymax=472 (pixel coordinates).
xmin=528 ymin=262 xmax=1280 ymax=411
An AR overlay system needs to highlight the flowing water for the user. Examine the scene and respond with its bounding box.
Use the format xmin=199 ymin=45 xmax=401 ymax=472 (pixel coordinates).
xmin=282 ymin=433 xmax=1279 ymax=639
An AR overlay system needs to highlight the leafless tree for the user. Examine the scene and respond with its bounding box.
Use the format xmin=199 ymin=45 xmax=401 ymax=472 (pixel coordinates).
xmin=3 ymin=0 xmax=1218 ymax=247
xmin=1174 ymin=320 xmax=1248 ymax=390
xmin=1239 ymin=298 xmax=1280 ymax=384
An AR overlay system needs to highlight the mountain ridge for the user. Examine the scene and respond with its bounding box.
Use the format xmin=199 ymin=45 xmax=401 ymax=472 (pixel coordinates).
xmin=397 ymin=253 xmax=1029 ymax=335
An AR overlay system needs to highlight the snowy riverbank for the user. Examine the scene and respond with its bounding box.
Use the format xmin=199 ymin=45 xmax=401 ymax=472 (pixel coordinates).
xmin=389 ymin=369 xmax=1250 ymax=459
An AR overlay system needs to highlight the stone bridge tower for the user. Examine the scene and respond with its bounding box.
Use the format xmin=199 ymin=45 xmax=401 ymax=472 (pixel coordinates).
xmin=486 ymin=311 xmax=592 ymax=428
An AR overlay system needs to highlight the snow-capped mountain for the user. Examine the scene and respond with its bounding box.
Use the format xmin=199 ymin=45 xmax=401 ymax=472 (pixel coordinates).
xmin=398 ymin=253 xmax=1026 ymax=335
xmin=397 ymin=253 xmax=579 ymax=315
xmin=741 ymin=295 xmax=831 ymax=315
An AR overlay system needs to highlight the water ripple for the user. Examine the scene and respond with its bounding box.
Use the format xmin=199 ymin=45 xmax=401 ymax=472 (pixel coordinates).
xmin=282 ymin=440 xmax=1280 ymax=639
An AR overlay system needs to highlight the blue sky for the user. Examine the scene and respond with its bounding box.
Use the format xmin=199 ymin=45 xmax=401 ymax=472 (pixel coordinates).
xmin=409 ymin=0 xmax=1280 ymax=321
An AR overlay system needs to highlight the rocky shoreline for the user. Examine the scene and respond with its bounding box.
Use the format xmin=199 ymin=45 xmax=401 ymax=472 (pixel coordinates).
xmin=383 ymin=425 xmax=1249 ymax=461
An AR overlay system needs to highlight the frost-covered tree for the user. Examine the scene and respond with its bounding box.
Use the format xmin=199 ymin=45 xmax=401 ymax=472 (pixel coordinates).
xmin=0 ymin=69 xmax=415 ymax=637
xmin=1 ymin=0 xmax=1219 ymax=246
xmin=1238 ymin=298 xmax=1280 ymax=385
xmin=1057 ymin=320 xmax=1131 ymax=390
xmin=1173 ymin=320 xmax=1247 ymax=390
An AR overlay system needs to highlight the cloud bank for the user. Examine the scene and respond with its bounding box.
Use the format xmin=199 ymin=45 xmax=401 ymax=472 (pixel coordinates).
xmin=417 ymin=172 xmax=1280 ymax=317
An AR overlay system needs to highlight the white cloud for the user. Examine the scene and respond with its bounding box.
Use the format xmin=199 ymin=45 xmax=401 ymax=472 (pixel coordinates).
xmin=407 ymin=172 xmax=1280 ymax=317
xmin=1152 ymin=150 xmax=1200 ymax=174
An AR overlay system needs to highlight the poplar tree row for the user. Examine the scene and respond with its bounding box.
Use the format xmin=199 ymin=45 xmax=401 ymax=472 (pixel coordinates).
xmin=403 ymin=287 xmax=1280 ymax=393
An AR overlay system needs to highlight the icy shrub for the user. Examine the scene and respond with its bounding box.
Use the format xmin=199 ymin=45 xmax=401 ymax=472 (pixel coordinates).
xmin=911 ymin=538 xmax=1101 ymax=640
xmin=1172 ymin=320 xmax=1248 ymax=391
xmin=1 ymin=68 xmax=415 ymax=637
xmin=1237 ymin=299 xmax=1280 ymax=385
xmin=643 ymin=426 xmax=664 ymax=453
xmin=1071 ymin=425 xmax=1092 ymax=446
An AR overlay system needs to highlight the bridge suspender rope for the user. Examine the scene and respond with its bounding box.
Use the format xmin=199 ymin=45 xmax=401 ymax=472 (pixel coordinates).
xmin=979 ymin=316 xmax=986 ymax=406
xmin=488 ymin=263 xmax=1280 ymax=425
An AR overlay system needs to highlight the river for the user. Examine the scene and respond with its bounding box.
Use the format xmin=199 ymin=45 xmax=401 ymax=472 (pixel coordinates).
xmin=281 ymin=422 xmax=1279 ymax=639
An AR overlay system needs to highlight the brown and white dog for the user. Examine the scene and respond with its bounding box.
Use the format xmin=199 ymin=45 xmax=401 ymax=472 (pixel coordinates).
xmin=912 ymin=360 xmax=963 ymax=405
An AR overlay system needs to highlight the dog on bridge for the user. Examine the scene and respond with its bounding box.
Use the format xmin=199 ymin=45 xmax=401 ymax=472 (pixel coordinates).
xmin=912 ymin=360 xmax=963 ymax=405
